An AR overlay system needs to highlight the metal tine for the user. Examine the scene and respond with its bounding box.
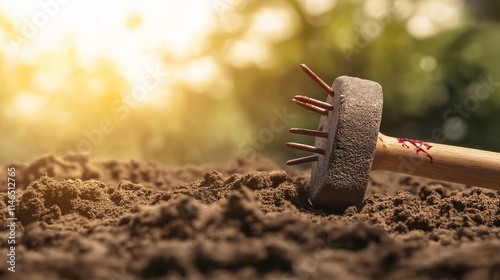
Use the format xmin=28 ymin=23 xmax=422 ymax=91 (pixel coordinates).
xmin=286 ymin=155 xmax=319 ymax=165
xmin=293 ymin=98 xmax=328 ymax=116
xmin=299 ymin=64 xmax=335 ymax=96
xmin=289 ymin=128 xmax=328 ymax=138
xmin=294 ymin=95 xmax=333 ymax=111
xmin=285 ymin=142 xmax=325 ymax=155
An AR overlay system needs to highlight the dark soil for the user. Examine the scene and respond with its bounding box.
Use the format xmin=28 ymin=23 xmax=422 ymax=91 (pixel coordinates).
xmin=0 ymin=154 xmax=499 ymax=280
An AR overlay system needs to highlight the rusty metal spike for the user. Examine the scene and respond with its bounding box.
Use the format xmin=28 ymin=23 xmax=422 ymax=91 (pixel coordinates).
xmin=299 ymin=64 xmax=335 ymax=96
xmin=294 ymin=95 xmax=333 ymax=111
xmin=293 ymin=98 xmax=329 ymax=116
xmin=286 ymin=155 xmax=319 ymax=165
xmin=289 ymin=128 xmax=328 ymax=138
xmin=285 ymin=142 xmax=325 ymax=155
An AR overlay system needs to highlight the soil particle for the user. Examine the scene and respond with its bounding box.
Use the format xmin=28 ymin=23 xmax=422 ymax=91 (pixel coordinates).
xmin=0 ymin=155 xmax=499 ymax=279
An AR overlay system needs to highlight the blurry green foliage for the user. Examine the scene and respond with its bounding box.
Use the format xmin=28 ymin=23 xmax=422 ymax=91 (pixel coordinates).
xmin=0 ymin=0 xmax=499 ymax=166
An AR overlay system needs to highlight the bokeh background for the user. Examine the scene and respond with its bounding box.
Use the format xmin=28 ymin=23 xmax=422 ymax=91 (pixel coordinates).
xmin=0 ymin=0 xmax=499 ymax=166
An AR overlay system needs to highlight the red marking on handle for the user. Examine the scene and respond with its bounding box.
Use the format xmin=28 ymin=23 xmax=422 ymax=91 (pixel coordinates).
xmin=397 ymin=138 xmax=434 ymax=163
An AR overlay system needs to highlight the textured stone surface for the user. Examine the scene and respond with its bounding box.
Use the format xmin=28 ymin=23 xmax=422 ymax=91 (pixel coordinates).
xmin=310 ymin=76 xmax=383 ymax=212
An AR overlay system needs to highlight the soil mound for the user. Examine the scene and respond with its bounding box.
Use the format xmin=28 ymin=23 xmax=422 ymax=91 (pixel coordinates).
xmin=0 ymin=155 xmax=499 ymax=279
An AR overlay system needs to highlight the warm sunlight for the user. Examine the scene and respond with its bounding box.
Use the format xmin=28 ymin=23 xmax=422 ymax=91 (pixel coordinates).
xmin=0 ymin=0 xmax=495 ymax=170
xmin=299 ymin=0 xmax=338 ymax=17
xmin=9 ymin=91 xmax=45 ymax=119
xmin=226 ymin=2 xmax=300 ymax=68
xmin=406 ymin=0 xmax=463 ymax=39
xmin=0 ymin=0 xmax=216 ymax=105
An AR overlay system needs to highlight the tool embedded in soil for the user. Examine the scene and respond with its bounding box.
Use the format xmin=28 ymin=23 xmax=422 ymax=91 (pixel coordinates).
xmin=286 ymin=64 xmax=500 ymax=212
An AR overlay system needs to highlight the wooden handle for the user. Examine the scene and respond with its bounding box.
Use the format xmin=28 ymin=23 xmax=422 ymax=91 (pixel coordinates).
xmin=372 ymin=133 xmax=500 ymax=191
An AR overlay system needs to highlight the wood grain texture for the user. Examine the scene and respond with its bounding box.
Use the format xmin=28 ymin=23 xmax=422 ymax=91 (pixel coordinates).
xmin=372 ymin=133 xmax=500 ymax=191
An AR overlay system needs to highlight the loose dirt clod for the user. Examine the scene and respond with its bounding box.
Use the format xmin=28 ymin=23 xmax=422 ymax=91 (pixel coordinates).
xmin=0 ymin=155 xmax=499 ymax=279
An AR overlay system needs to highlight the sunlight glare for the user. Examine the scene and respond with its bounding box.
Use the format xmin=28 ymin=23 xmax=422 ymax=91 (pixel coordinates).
xmin=226 ymin=2 xmax=298 ymax=68
xmin=10 ymin=91 xmax=45 ymax=119
xmin=33 ymin=68 xmax=63 ymax=93
xmin=0 ymin=0 xmax=217 ymax=105
xmin=406 ymin=15 xmax=436 ymax=39
xmin=392 ymin=0 xmax=414 ymax=20
xmin=426 ymin=0 xmax=462 ymax=28
xmin=406 ymin=0 xmax=463 ymax=39
xmin=363 ymin=0 xmax=388 ymax=20
xmin=248 ymin=4 xmax=299 ymax=43
xmin=226 ymin=38 xmax=271 ymax=68
xmin=299 ymin=0 xmax=337 ymax=17
xmin=181 ymin=57 xmax=221 ymax=93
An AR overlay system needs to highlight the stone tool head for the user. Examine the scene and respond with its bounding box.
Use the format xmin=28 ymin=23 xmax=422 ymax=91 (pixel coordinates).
xmin=288 ymin=65 xmax=500 ymax=210
xmin=286 ymin=65 xmax=383 ymax=212
xmin=310 ymin=76 xmax=383 ymax=211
